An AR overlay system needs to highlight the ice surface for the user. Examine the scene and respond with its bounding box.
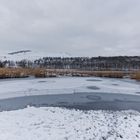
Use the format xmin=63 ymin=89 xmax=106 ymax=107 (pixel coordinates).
xmin=0 ymin=77 xmax=139 ymax=99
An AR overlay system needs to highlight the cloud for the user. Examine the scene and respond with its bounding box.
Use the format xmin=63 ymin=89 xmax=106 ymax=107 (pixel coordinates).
xmin=0 ymin=0 xmax=140 ymax=56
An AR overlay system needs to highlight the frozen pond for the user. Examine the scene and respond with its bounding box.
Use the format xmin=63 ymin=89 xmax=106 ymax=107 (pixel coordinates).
xmin=0 ymin=77 xmax=140 ymax=111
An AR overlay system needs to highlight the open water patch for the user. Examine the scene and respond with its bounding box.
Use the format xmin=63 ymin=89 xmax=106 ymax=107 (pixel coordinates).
xmin=87 ymin=86 xmax=100 ymax=90
xmin=112 ymin=84 xmax=119 ymax=86
xmin=86 ymin=79 xmax=102 ymax=82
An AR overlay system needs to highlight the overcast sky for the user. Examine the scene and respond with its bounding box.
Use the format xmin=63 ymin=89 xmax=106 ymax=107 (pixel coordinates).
xmin=0 ymin=0 xmax=140 ymax=56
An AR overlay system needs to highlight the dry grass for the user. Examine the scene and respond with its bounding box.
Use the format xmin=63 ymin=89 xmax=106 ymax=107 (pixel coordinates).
xmin=0 ymin=68 xmax=29 ymax=78
xmin=0 ymin=68 xmax=57 ymax=78
xmin=33 ymin=68 xmax=57 ymax=78
xmin=45 ymin=69 xmax=126 ymax=78
xmin=79 ymin=71 xmax=124 ymax=78
xmin=0 ymin=68 xmax=138 ymax=79
xmin=131 ymin=72 xmax=140 ymax=80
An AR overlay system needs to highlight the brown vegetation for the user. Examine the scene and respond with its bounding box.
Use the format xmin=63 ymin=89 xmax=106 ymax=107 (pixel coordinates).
xmin=0 ymin=68 xmax=29 ymax=79
xmin=131 ymin=72 xmax=140 ymax=80
xmin=90 ymin=71 xmax=125 ymax=78
xmin=0 ymin=68 xmax=139 ymax=80
xmin=32 ymin=68 xmax=57 ymax=78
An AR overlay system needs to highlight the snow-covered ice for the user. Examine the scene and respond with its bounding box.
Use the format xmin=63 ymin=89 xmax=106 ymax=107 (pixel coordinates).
xmin=0 ymin=77 xmax=140 ymax=99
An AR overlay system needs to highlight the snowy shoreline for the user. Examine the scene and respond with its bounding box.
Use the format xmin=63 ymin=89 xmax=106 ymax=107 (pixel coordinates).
xmin=0 ymin=106 xmax=140 ymax=140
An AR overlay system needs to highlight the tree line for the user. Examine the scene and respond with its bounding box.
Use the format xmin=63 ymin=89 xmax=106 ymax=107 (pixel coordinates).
xmin=1 ymin=56 xmax=140 ymax=71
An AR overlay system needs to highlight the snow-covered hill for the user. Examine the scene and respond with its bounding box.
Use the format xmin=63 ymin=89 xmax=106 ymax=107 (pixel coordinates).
xmin=0 ymin=50 xmax=72 ymax=61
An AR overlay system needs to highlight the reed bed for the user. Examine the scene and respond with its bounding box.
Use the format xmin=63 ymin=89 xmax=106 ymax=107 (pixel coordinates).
xmin=131 ymin=72 xmax=140 ymax=80
xmin=0 ymin=68 xmax=138 ymax=79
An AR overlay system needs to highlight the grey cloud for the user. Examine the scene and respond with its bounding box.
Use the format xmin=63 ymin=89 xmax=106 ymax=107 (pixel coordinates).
xmin=0 ymin=0 xmax=140 ymax=56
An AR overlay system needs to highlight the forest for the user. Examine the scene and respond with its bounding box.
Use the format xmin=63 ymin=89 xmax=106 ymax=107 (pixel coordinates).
xmin=1 ymin=56 xmax=140 ymax=71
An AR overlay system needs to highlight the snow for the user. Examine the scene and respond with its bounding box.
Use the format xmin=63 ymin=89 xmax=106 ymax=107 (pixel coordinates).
xmin=0 ymin=50 xmax=72 ymax=61
xmin=0 ymin=77 xmax=140 ymax=139
xmin=0 ymin=106 xmax=140 ymax=140
xmin=0 ymin=77 xmax=139 ymax=99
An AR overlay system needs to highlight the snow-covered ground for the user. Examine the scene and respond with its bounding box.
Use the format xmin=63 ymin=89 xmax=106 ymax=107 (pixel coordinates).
xmin=0 ymin=106 xmax=140 ymax=140
xmin=0 ymin=77 xmax=140 ymax=99
xmin=0 ymin=50 xmax=72 ymax=61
